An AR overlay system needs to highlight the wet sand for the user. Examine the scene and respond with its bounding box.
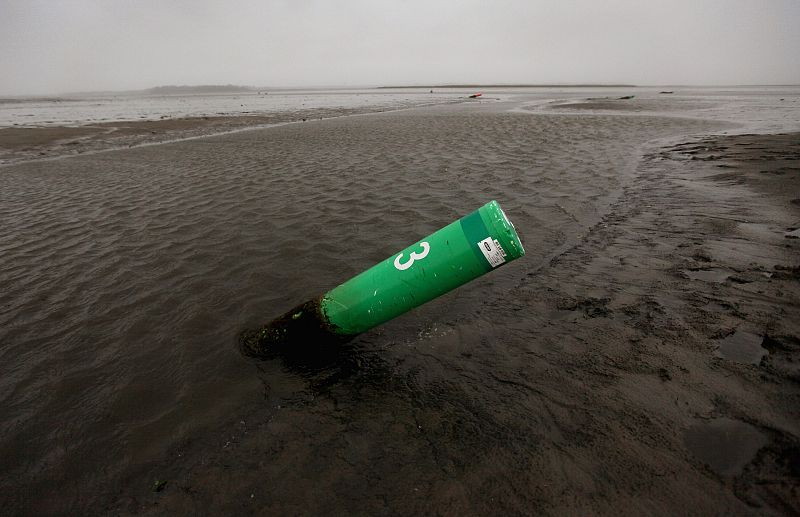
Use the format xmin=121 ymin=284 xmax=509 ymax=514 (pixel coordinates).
xmin=0 ymin=102 xmax=449 ymax=166
xmin=0 ymin=97 xmax=798 ymax=515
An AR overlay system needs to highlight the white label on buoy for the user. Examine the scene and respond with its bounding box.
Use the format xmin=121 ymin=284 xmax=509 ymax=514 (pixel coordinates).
xmin=478 ymin=237 xmax=506 ymax=267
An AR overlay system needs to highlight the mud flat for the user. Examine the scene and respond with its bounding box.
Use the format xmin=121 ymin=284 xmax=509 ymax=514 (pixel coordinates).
xmin=495 ymin=131 xmax=800 ymax=514
xmin=0 ymin=96 xmax=798 ymax=515
xmin=0 ymin=101 xmax=452 ymax=166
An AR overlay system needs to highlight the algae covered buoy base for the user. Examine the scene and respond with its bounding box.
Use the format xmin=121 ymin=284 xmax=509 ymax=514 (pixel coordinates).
xmin=240 ymin=200 xmax=525 ymax=357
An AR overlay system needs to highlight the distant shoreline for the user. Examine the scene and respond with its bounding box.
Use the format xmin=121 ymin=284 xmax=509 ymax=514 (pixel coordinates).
xmin=377 ymin=84 xmax=637 ymax=89
xmin=4 ymin=84 xmax=799 ymax=99
xmin=144 ymin=84 xmax=255 ymax=94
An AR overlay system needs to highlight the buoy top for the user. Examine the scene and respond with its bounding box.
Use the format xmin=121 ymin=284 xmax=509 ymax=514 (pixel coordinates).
xmin=478 ymin=200 xmax=525 ymax=260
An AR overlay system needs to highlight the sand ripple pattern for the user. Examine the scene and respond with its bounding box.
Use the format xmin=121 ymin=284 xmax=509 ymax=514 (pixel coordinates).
xmin=0 ymin=104 xmax=721 ymax=513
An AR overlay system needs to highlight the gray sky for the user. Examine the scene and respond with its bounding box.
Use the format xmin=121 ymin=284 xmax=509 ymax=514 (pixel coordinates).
xmin=1 ymin=0 xmax=799 ymax=95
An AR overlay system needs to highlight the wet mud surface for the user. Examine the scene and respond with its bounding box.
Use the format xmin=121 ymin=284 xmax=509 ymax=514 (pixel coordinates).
xmin=0 ymin=100 xmax=455 ymax=166
xmin=1 ymin=99 xmax=798 ymax=515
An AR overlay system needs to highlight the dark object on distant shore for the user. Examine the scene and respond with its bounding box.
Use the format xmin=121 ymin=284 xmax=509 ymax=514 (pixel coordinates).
xmin=660 ymin=91 xmax=674 ymax=94
xmin=618 ymin=95 xmax=635 ymax=100
xmin=469 ymin=92 xmax=483 ymax=99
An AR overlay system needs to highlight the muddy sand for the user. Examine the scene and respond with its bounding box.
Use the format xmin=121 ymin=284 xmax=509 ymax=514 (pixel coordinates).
xmin=0 ymin=101 xmax=451 ymax=166
xmin=0 ymin=98 xmax=798 ymax=515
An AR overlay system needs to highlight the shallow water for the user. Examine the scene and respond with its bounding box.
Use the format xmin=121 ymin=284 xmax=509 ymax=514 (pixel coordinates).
xmin=6 ymin=85 xmax=798 ymax=130
xmin=0 ymin=89 xmax=461 ymax=127
xmin=716 ymin=331 xmax=768 ymax=364
xmin=0 ymin=90 xmax=797 ymax=514
xmin=684 ymin=418 xmax=768 ymax=476
xmin=684 ymin=268 xmax=730 ymax=283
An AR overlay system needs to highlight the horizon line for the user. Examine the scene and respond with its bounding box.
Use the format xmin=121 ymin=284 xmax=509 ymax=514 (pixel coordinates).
xmin=2 ymin=83 xmax=800 ymax=98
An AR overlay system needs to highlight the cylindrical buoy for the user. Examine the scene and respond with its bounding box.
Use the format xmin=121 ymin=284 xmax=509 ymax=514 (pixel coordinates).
xmin=240 ymin=200 xmax=524 ymax=356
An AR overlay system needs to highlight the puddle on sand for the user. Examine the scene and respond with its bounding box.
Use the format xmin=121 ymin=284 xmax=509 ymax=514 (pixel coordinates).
xmin=736 ymin=222 xmax=778 ymax=241
xmin=684 ymin=418 xmax=768 ymax=476
xmin=684 ymin=268 xmax=729 ymax=283
xmin=716 ymin=331 xmax=768 ymax=364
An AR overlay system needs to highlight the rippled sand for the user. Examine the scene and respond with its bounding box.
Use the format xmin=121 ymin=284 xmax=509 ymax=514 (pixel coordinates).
xmin=1 ymin=94 xmax=798 ymax=514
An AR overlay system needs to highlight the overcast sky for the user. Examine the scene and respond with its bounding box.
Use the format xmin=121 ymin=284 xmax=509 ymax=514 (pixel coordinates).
xmin=1 ymin=0 xmax=799 ymax=95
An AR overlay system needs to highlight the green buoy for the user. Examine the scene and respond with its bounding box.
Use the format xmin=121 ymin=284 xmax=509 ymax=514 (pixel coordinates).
xmin=241 ymin=200 xmax=524 ymax=356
